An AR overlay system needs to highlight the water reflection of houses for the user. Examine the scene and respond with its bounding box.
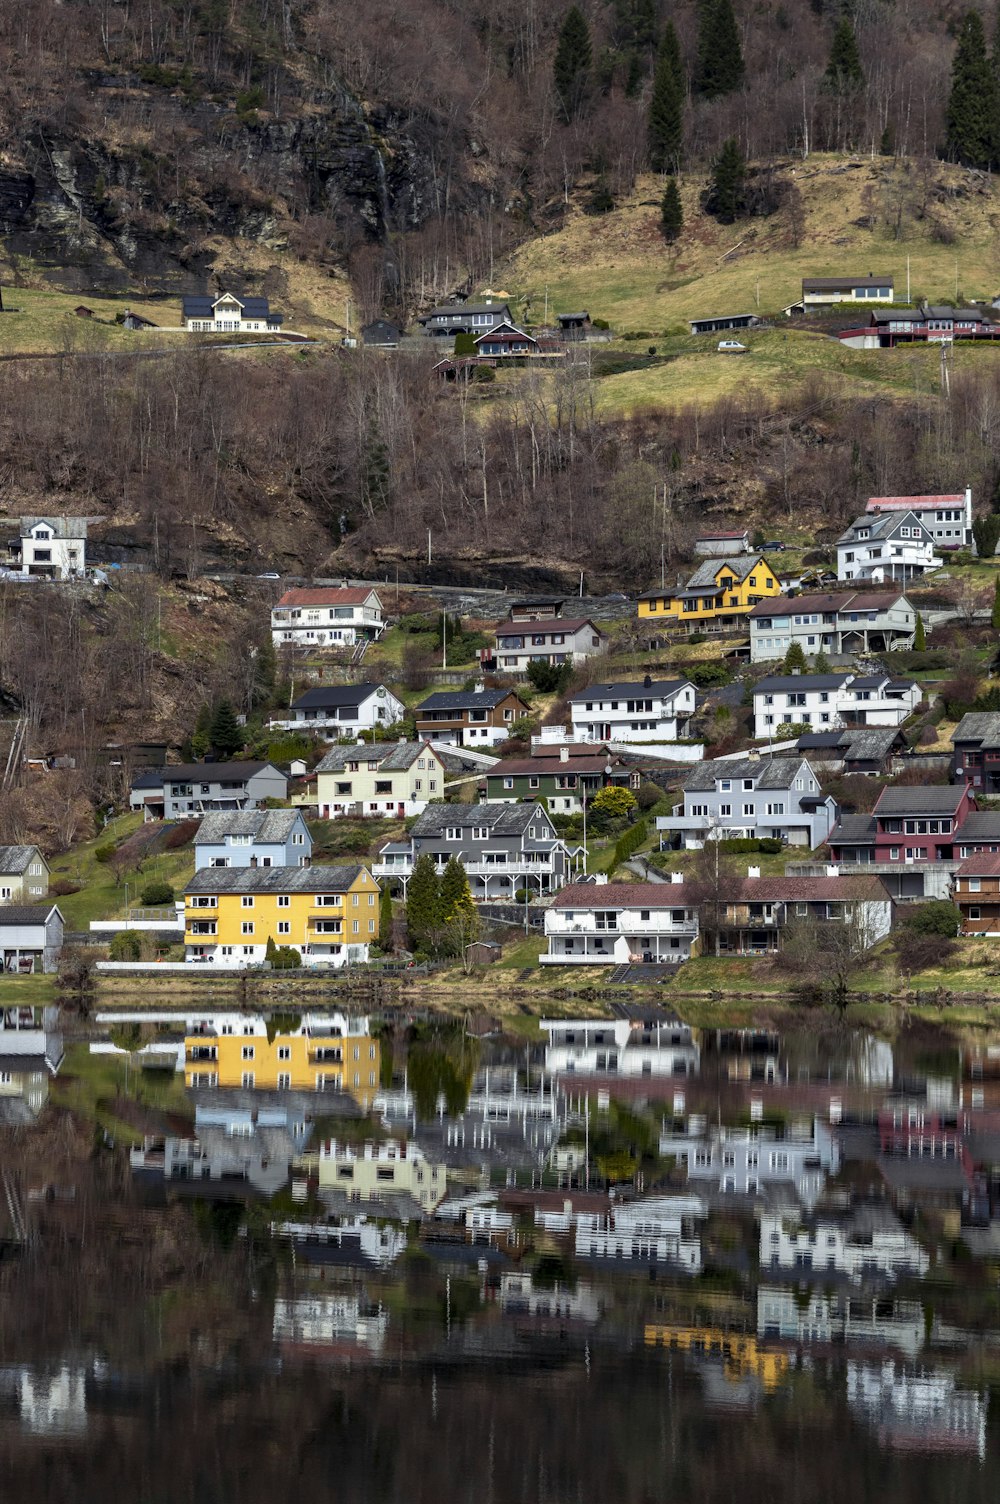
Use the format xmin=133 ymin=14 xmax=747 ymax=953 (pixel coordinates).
xmin=131 ymin=1091 xmax=316 ymax=1198
xmin=0 ymin=1364 xmax=88 ymax=1437
xmin=757 ymin=1288 xmax=926 ymax=1358
xmin=0 ymin=1006 xmax=62 ymax=1124
xmin=270 ymin=1217 xmax=406 ymax=1268
xmin=574 ymin=1195 xmax=706 ymax=1271
xmin=846 ymin=1360 xmax=987 ymax=1458
xmin=273 ymin=1293 xmax=388 ymax=1360
xmin=759 ymin=1204 xmax=929 ymax=1282
xmin=318 ymin=1136 xmax=449 ymax=1217
xmin=645 ymin=1323 xmax=789 ymax=1405
xmin=660 ymin=1115 xmax=839 ymax=1208
xmin=183 ymin=1011 xmax=380 ymax=1108
xmin=541 ymin=1015 xmax=700 ymax=1095
xmin=499 ymin=1272 xmax=602 ymax=1324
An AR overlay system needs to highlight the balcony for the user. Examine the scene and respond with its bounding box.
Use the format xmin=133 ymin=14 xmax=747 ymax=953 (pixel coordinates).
xmin=549 ymin=917 xmax=697 ymax=935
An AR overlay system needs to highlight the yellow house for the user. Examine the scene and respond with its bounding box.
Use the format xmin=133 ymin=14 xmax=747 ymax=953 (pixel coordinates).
xmin=318 ymin=1136 xmax=449 ymax=1213
xmin=184 ymin=1011 xmax=381 ymax=1106
xmin=638 ymin=555 xmax=782 ymax=626
xmin=184 ymin=863 xmax=380 ymax=967
xmin=644 ymin=1323 xmax=788 ymax=1391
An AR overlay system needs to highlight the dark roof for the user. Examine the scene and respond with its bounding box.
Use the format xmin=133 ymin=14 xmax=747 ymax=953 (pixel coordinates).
xmin=551 ymin=882 xmax=691 ymax=909
xmin=683 ymin=755 xmax=818 ymax=792
xmin=754 ymin=674 xmax=853 ymax=693
xmin=182 ymin=293 xmax=280 ymax=320
xmin=423 ymin=300 xmax=511 ymax=319
xmin=185 ymin=866 xmax=369 ymax=895
xmin=828 ymin=814 xmax=876 ymax=843
xmin=485 ymin=755 xmax=628 ymax=777
xmin=568 ymin=679 xmax=691 ymax=703
xmin=685 ymin=556 xmax=771 ymax=588
xmin=0 ymin=905 xmax=62 ymax=925
xmin=409 ymin=802 xmax=552 ymax=837
xmin=952 ymin=712 xmax=1000 ymax=748
xmin=158 ymin=761 xmax=281 ymax=785
xmin=954 ymin=811 xmax=1000 ymax=842
xmin=874 ymin=785 xmax=969 ymax=815
xmin=315 ymin=741 xmax=443 ymax=774
xmin=291 ymin=683 xmax=393 ymax=711
xmin=840 ymin=728 xmax=905 ymax=761
xmin=361 ymin=320 xmax=401 ymax=343
xmin=0 ymin=845 xmax=42 ymax=874
xmin=802 ymin=275 xmax=893 ymax=291
xmin=417 ymin=689 xmax=525 ymax=712
xmin=193 ymin=811 xmax=304 ymax=844
xmin=748 ymin=590 xmax=911 ymax=619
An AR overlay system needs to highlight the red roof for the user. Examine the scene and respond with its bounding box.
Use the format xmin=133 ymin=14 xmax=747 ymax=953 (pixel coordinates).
xmin=867 ymin=494 xmax=965 ymax=509
xmin=276 ymin=587 xmax=379 ymax=608
xmin=748 ymin=589 xmax=908 ymax=618
xmin=735 ymin=875 xmax=891 ymax=902
xmin=551 ymin=881 xmax=690 ymax=909
xmin=957 ymin=851 xmax=1000 ymax=877
xmin=493 ymin=617 xmax=602 ymax=635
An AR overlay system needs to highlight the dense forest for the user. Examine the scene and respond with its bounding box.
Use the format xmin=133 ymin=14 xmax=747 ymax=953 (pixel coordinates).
xmin=0 ymin=0 xmax=987 ymax=306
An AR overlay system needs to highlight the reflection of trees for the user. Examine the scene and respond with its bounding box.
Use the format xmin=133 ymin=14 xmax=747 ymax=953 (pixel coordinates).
xmin=407 ymin=1027 xmax=479 ymax=1119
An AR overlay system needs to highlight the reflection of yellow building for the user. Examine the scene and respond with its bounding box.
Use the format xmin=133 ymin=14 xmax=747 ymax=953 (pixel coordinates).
xmin=644 ymin=1324 xmax=788 ymax=1392
xmin=638 ymin=556 xmax=782 ymax=627
xmin=185 ymin=1012 xmax=381 ymax=1108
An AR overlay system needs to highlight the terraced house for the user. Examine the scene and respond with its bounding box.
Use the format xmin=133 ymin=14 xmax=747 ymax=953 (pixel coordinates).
xmin=373 ymin=802 xmax=579 ymax=899
xmin=748 ymin=591 xmax=917 ymax=663
xmin=638 ymin=555 xmax=782 ymax=629
xmin=183 ymin=1012 xmax=380 ymax=1104
xmin=183 ymin=865 xmax=380 ymax=967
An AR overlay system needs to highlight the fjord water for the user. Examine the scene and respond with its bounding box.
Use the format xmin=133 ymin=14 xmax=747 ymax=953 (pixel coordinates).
xmin=0 ymin=1014 xmax=998 ymax=1502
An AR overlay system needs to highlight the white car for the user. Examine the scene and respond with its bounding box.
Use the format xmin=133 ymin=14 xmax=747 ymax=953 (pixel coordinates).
xmin=718 ymin=339 xmax=747 ymax=352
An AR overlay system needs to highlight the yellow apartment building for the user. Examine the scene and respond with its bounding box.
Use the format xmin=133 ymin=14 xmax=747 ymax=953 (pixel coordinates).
xmin=184 ymin=863 xmax=379 ymax=968
xmin=638 ymin=555 xmax=782 ymax=627
xmin=184 ymin=1011 xmax=381 ymax=1107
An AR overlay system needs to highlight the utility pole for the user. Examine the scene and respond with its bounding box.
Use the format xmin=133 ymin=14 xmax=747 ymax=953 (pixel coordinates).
xmin=427 ymin=528 xmax=432 ymax=566
xmin=906 ymin=255 xmax=911 ymax=304
xmin=442 ymin=609 xmax=447 ymax=669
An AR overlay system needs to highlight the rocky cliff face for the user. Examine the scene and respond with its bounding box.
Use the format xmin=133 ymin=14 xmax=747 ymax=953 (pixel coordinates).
xmin=0 ymin=77 xmax=452 ymax=291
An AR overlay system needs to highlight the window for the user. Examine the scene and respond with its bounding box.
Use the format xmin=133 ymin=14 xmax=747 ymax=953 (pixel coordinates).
xmin=277 ymin=1073 xmax=291 ymax=1090
xmin=242 ymin=922 xmax=254 ymax=935
xmin=242 ymin=1072 xmax=255 ymax=1088
xmin=446 ymin=827 xmax=461 ymax=840
xmin=277 ymin=1046 xmax=291 ymax=1061
xmin=503 ymin=777 xmax=514 ymax=790
xmin=969 ymin=907 xmax=981 ymax=921
xmin=277 ymin=921 xmax=290 ymax=935
xmin=968 ymin=877 xmax=982 ymax=892
xmin=277 ymin=895 xmax=290 ymax=908
xmin=241 ymin=896 xmax=254 ymax=908
xmin=742 ymin=803 xmax=754 ymax=817
xmin=770 ymin=1152 xmax=789 ymax=1172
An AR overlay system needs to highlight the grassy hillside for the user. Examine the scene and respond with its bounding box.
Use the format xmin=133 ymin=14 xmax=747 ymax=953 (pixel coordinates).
xmin=506 ymin=155 xmax=1000 ymax=333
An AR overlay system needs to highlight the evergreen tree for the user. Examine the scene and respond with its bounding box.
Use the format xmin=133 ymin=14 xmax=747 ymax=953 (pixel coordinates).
xmin=973 ymin=512 xmax=1000 ymax=557
xmin=209 ymin=699 xmax=244 ymax=757
xmin=813 ymin=648 xmax=831 ymax=673
xmin=406 ymin=854 xmax=443 ymax=952
xmin=440 ymin=856 xmax=477 ymax=925
xmin=659 ymin=17 xmax=683 ymax=83
xmin=695 ymin=0 xmax=745 ymax=99
xmin=992 ymin=577 xmax=1000 ymax=630
xmin=783 ymin=640 xmax=808 ymax=672
xmin=946 ymin=10 xmax=997 ymax=168
xmin=379 ymin=883 xmax=394 ymax=950
xmin=190 ymin=702 xmax=212 ymax=758
xmin=649 ymin=31 xmax=684 ymax=172
xmin=823 ymin=16 xmax=864 ymax=90
xmin=633 ymin=0 xmax=660 ymax=55
xmin=660 ymin=177 xmax=684 ymax=240
xmin=708 ymin=136 xmax=747 ymax=222
xmin=252 ymin=637 xmax=277 ymax=708
xmin=554 ymin=6 xmax=593 ymax=121
xmin=913 ymin=612 xmax=926 ymax=652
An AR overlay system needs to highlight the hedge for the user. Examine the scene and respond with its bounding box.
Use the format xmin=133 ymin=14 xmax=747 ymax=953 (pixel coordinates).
xmin=613 ymin=818 xmax=649 ymax=869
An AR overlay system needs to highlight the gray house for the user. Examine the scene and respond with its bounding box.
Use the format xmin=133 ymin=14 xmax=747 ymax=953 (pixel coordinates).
xmin=418 ymin=298 xmax=512 ymax=337
xmin=130 ymin=762 xmax=288 ymax=820
xmin=656 ymin=755 xmax=837 ymax=850
xmin=193 ymin=810 xmax=312 ymax=870
xmin=0 ymin=905 xmax=65 ymax=974
xmin=372 ymin=801 xmax=580 ymax=899
xmin=131 ymin=1092 xmax=314 ymax=1199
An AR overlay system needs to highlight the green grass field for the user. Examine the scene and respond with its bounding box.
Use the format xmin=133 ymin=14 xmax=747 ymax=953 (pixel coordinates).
xmin=49 ymin=813 xmax=196 ymax=928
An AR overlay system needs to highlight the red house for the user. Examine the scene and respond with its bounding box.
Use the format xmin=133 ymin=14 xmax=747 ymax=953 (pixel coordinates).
xmin=828 ymin=783 xmax=976 ymax=866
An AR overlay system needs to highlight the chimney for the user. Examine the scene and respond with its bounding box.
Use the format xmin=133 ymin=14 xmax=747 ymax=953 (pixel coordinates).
xmin=825 ymin=864 xmax=840 ymax=878
xmin=593 ymin=873 xmax=608 ymax=886
xmin=643 ymin=674 xmax=652 ymax=689
xmin=560 ymin=747 xmax=569 ymax=762
xmin=791 ymin=667 xmax=801 ymax=675
xmin=747 ymin=864 xmax=761 ymax=878
xmin=670 ymin=872 xmax=684 ymax=884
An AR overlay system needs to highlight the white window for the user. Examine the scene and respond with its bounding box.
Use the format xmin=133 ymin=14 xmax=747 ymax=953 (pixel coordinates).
xmin=242 ymin=1045 xmax=255 ymax=1060
xmin=277 ymin=921 xmax=290 ymax=935
xmin=277 ymin=1073 xmax=291 ymax=1090
xmin=242 ymin=1072 xmax=255 ymax=1088
xmin=242 ymin=921 xmax=254 ymax=935
xmin=277 ymin=895 xmax=290 ymax=908
xmin=241 ymin=896 xmax=254 ymax=908
xmin=968 ymin=877 xmax=982 ymax=892
xmin=277 ymin=1046 xmax=291 ymax=1061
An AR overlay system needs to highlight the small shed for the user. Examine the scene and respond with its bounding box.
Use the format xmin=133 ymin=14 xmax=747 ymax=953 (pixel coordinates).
xmin=689 ymin=312 xmax=757 ymax=336
xmin=464 ymin=945 xmax=502 ymax=970
xmin=362 ymin=319 xmax=401 ymax=348
xmin=74 ymin=305 xmax=94 ymax=319
xmin=557 ymin=311 xmax=591 ymax=339
xmin=121 ymin=310 xmax=157 ymax=331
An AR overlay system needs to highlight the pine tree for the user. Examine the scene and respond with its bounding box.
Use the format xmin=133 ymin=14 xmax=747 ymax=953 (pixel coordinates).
xmin=209 ymin=699 xmax=244 ymax=757
xmin=708 ymin=136 xmax=747 ymax=223
xmin=913 ymin=612 xmax=926 ymax=652
xmin=823 ymin=17 xmax=864 ymax=90
xmin=660 ymin=177 xmax=684 ymax=241
xmin=783 ymin=640 xmax=808 ymax=672
xmin=633 ymin=0 xmax=660 ymax=55
xmin=992 ymin=578 xmax=1000 ymax=630
xmin=946 ymin=10 xmax=997 ymax=168
xmin=440 ymin=856 xmax=477 ymax=925
xmin=379 ymin=883 xmax=394 ymax=950
xmin=649 ymin=31 xmax=684 ymax=172
xmin=190 ymin=702 xmax=212 ymax=758
xmin=813 ymin=648 xmax=831 ymax=673
xmin=252 ymin=637 xmax=277 ymax=708
xmin=659 ymin=17 xmax=683 ymax=82
xmin=554 ymin=6 xmax=593 ymax=122
xmin=695 ymin=0 xmax=745 ymax=99
xmin=406 ymin=854 xmax=443 ymax=952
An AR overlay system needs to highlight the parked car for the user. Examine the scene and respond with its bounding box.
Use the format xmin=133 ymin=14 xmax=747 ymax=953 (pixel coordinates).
xmin=760 ymin=541 xmax=786 ymax=552
xmin=718 ymin=339 xmax=747 ymax=353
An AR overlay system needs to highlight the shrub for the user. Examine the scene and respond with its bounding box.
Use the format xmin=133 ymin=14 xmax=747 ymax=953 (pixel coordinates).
xmin=165 ymin=819 xmax=200 ymax=849
xmin=901 ymin=900 xmax=962 ymax=937
xmin=270 ymin=946 xmax=302 ymax=969
xmin=895 ymin=929 xmax=956 ymax=973
xmin=140 ymin=880 xmax=175 ymax=906
xmin=591 ymin=317 xmax=610 ymax=330
xmin=527 ymin=659 xmax=573 ymax=693
xmin=49 ymin=878 xmax=81 ymax=897
xmin=636 ymin=781 xmax=663 ymax=810
xmin=613 ymin=818 xmax=648 ymax=868
xmin=514 ymin=888 xmax=534 ymax=903
xmin=109 ymin=930 xmax=142 ymax=961
xmin=94 ymin=843 xmax=115 ymax=864
xmin=687 ymin=660 xmax=731 ymax=687
xmin=717 ymin=836 xmax=784 ymax=854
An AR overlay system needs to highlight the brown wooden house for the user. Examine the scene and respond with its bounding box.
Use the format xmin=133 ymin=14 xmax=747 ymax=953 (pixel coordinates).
xmin=954 ymin=850 xmax=1000 ymax=936
xmin=414 ymin=687 xmax=530 ymax=749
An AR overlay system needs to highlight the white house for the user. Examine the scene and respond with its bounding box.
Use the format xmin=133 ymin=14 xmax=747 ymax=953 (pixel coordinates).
xmin=748 ymin=591 xmax=917 ymax=663
xmin=0 ymin=906 xmax=65 ymax=974
xmin=269 ymin=682 xmax=405 ymax=736
xmin=540 ymin=877 xmax=699 ymax=966
xmin=753 ymin=672 xmax=922 ymax=739
xmin=568 ymin=676 xmax=697 ymax=743
xmin=271 ymin=587 xmax=384 ymax=650
xmin=801 ymin=274 xmax=893 ymax=308
xmin=836 ymin=510 xmax=942 ymax=583
xmin=847 ymin=1362 xmax=986 ymax=1459
xmin=18 ymin=517 xmax=86 ymax=579
xmin=866 ymin=489 xmax=973 ymax=550
xmin=492 ymin=617 xmax=607 ymax=673
xmin=574 ymin=1195 xmax=707 ymax=1271
xmin=759 ymin=1207 xmax=930 ymax=1282
xmin=193 ymin=810 xmax=312 ymax=870
xmin=660 ymin=1116 xmax=840 ymax=1207
xmin=314 ymin=740 xmax=449 ymax=818
xmin=541 ymin=1014 xmax=700 ymax=1072
xmin=181 ymin=292 xmax=283 ymax=332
